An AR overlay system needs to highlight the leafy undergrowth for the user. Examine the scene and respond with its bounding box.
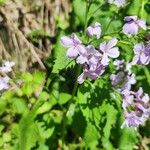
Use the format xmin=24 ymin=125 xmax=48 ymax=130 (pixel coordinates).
xmin=0 ymin=0 xmax=150 ymax=150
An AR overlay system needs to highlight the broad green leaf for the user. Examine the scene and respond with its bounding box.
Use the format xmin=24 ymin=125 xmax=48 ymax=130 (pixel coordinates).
xmin=52 ymin=33 xmax=74 ymax=73
xmin=73 ymin=0 xmax=86 ymax=25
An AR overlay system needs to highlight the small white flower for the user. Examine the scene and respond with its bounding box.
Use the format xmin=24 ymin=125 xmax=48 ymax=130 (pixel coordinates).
xmin=0 ymin=61 xmax=15 ymax=73
xmin=0 ymin=76 xmax=10 ymax=91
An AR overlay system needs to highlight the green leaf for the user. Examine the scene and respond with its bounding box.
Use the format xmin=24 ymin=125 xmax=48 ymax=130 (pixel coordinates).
xmin=52 ymin=33 xmax=74 ymax=73
xmin=119 ymin=128 xmax=139 ymax=150
xmin=58 ymin=93 xmax=71 ymax=105
xmin=77 ymin=81 xmax=118 ymax=149
xmin=73 ymin=0 xmax=86 ymax=25
xmin=18 ymin=98 xmax=45 ymax=150
xmin=12 ymin=98 xmax=28 ymax=114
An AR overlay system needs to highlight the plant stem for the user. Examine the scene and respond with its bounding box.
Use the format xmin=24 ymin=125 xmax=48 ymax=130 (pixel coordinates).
xmin=72 ymin=65 xmax=82 ymax=100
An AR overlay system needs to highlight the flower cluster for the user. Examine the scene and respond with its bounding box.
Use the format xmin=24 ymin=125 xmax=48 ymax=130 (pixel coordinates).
xmin=121 ymin=88 xmax=150 ymax=128
xmin=110 ymin=60 xmax=136 ymax=92
xmin=123 ymin=16 xmax=146 ymax=36
xmin=61 ymin=22 xmax=120 ymax=84
xmin=108 ymin=0 xmax=126 ymax=7
xmin=61 ymin=7 xmax=149 ymax=128
xmin=132 ymin=42 xmax=150 ymax=65
xmin=0 ymin=61 xmax=15 ymax=92
xmin=110 ymin=59 xmax=150 ymax=128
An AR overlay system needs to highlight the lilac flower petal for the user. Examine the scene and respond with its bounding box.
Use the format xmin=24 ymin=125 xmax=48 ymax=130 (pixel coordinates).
xmin=0 ymin=76 xmax=10 ymax=91
xmin=137 ymin=19 xmax=146 ymax=30
xmin=99 ymin=41 xmax=107 ymax=52
xmin=124 ymin=16 xmax=137 ymax=22
xmin=101 ymin=54 xmax=109 ymax=66
xmin=86 ymin=22 xmax=101 ymax=39
xmin=66 ymin=47 xmax=79 ymax=58
xmin=76 ymin=45 xmax=86 ymax=55
xmin=71 ymin=33 xmax=81 ymax=44
xmin=136 ymin=87 xmax=143 ymax=99
xmin=76 ymin=55 xmax=88 ymax=64
xmin=107 ymin=38 xmax=118 ymax=50
xmin=133 ymin=43 xmax=145 ymax=54
xmin=107 ymin=47 xmax=120 ymax=58
xmin=123 ymin=22 xmax=139 ymax=36
xmin=114 ymin=0 xmax=126 ymax=7
xmin=140 ymin=53 xmax=149 ymax=64
xmin=78 ymin=73 xmax=86 ymax=84
xmin=61 ymin=36 xmax=74 ymax=47
xmin=142 ymin=94 xmax=149 ymax=103
xmin=132 ymin=55 xmax=140 ymax=65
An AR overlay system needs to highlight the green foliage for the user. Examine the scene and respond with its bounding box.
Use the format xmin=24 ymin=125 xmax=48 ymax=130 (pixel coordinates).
xmin=0 ymin=0 xmax=150 ymax=149
xmin=0 ymin=0 xmax=6 ymax=6
xmin=52 ymin=32 xmax=75 ymax=73
xmin=72 ymin=0 xmax=87 ymax=26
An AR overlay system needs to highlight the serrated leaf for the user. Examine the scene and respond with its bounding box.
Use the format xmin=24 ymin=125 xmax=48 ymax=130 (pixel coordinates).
xmin=119 ymin=128 xmax=139 ymax=150
xmin=52 ymin=33 xmax=74 ymax=73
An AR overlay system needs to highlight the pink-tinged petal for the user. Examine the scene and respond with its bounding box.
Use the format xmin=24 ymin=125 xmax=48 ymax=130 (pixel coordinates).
xmin=137 ymin=87 xmax=143 ymax=97
xmin=86 ymin=22 xmax=101 ymax=39
xmin=107 ymin=38 xmax=118 ymax=50
xmin=133 ymin=43 xmax=145 ymax=54
xmin=66 ymin=47 xmax=78 ymax=58
xmin=86 ymin=26 xmax=93 ymax=37
xmin=76 ymin=55 xmax=88 ymax=64
xmin=77 ymin=73 xmax=86 ymax=84
xmin=93 ymin=22 xmax=101 ymax=39
xmin=61 ymin=36 xmax=74 ymax=47
xmin=107 ymin=47 xmax=119 ymax=58
xmin=123 ymin=22 xmax=139 ymax=36
xmin=114 ymin=0 xmax=126 ymax=7
xmin=71 ymin=33 xmax=81 ymax=44
xmin=99 ymin=41 xmax=107 ymax=52
xmin=132 ymin=55 xmax=140 ymax=65
xmin=142 ymin=94 xmax=149 ymax=103
xmin=124 ymin=16 xmax=137 ymax=22
xmin=101 ymin=54 xmax=109 ymax=66
xmin=76 ymin=45 xmax=86 ymax=55
xmin=86 ymin=45 xmax=98 ymax=55
xmin=140 ymin=53 xmax=149 ymax=64
xmin=137 ymin=19 xmax=147 ymax=30
xmin=128 ymin=74 xmax=136 ymax=85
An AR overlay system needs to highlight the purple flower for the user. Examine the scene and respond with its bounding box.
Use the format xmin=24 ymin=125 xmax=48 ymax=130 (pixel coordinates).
xmin=61 ymin=33 xmax=86 ymax=58
xmin=99 ymin=38 xmax=120 ymax=66
xmin=110 ymin=59 xmax=136 ymax=92
xmin=86 ymin=22 xmax=101 ymax=39
xmin=78 ymin=63 xmax=105 ymax=84
xmin=77 ymin=45 xmax=105 ymax=84
xmin=108 ymin=0 xmax=126 ymax=7
xmin=145 ymin=43 xmax=150 ymax=63
xmin=110 ymin=71 xmax=125 ymax=87
xmin=0 ymin=61 xmax=15 ymax=73
xmin=132 ymin=43 xmax=149 ymax=65
xmin=0 ymin=76 xmax=10 ymax=91
xmin=123 ymin=16 xmax=146 ymax=36
xmin=76 ymin=45 xmax=101 ymax=65
xmin=121 ymin=111 xmax=143 ymax=128
xmin=122 ymin=89 xmax=134 ymax=109
xmin=110 ymin=71 xmax=136 ymax=92
xmin=121 ymin=87 xmax=150 ymax=128
xmin=113 ymin=59 xmax=124 ymax=70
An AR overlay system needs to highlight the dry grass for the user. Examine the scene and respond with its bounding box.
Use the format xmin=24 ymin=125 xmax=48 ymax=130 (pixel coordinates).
xmin=0 ymin=0 xmax=71 ymax=71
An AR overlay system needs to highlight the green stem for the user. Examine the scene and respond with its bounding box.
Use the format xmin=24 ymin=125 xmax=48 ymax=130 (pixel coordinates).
xmin=71 ymin=65 xmax=82 ymax=100
xmin=140 ymin=0 xmax=147 ymax=18
xmin=143 ymin=67 xmax=150 ymax=86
